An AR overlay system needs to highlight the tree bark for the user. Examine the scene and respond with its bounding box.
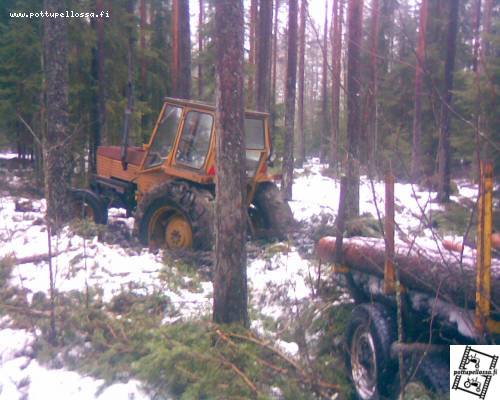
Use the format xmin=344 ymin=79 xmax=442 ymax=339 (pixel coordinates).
xmin=198 ymin=0 xmax=204 ymax=97
xmin=43 ymin=0 xmax=73 ymax=228
xmin=437 ymin=0 xmax=459 ymax=203
xmin=320 ymin=0 xmax=329 ymax=163
xmin=256 ymin=0 xmax=272 ymax=112
xmin=367 ymin=0 xmax=380 ymax=173
xmin=297 ymin=0 xmax=307 ymax=167
xmin=172 ymin=0 xmax=191 ymax=98
xmin=140 ymin=0 xmax=147 ymax=82
xmin=213 ymin=0 xmax=248 ymax=326
xmin=344 ymin=0 xmax=363 ymax=219
xmin=248 ymin=0 xmax=258 ymax=108
xmin=271 ymin=0 xmax=280 ymax=133
xmin=281 ymin=0 xmax=298 ymax=200
xmin=330 ymin=0 xmax=344 ymax=169
xmin=410 ymin=0 xmax=428 ymax=181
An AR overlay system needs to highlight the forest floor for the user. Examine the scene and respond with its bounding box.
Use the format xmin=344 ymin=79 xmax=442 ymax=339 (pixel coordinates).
xmin=0 ymin=152 xmax=491 ymax=399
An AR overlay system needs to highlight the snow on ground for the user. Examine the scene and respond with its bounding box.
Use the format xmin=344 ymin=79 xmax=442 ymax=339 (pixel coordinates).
xmin=0 ymin=156 xmax=484 ymax=399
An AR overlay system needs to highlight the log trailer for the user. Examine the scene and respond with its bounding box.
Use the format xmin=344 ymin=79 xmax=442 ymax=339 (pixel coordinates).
xmin=317 ymin=162 xmax=498 ymax=400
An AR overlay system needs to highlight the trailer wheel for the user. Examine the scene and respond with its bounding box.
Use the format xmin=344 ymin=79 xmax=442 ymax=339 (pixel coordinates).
xmin=71 ymin=189 xmax=108 ymax=224
xmin=416 ymin=355 xmax=450 ymax=396
xmin=346 ymin=303 xmax=398 ymax=400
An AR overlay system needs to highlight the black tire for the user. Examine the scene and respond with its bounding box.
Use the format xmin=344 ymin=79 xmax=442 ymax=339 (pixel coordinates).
xmin=251 ymin=182 xmax=294 ymax=240
xmin=134 ymin=181 xmax=214 ymax=250
xmin=346 ymin=303 xmax=398 ymax=400
xmin=71 ymin=188 xmax=108 ymax=224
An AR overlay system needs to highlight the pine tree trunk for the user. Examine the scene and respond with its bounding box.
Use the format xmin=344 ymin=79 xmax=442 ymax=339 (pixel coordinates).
xmin=330 ymin=0 xmax=344 ymax=169
xmin=213 ymin=0 xmax=248 ymax=326
xmin=256 ymin=0 xmax=272 ymax=111
xmin=43 ymin=0 xmax=72 ymax=228
xmin=198 ymin=0 xmax=204 ymax=97
xmin=282 ymin=0 xmax=298 ymax=200
xmin=367 ymin=0 xmax=379 ymax=173
xmin=271 ymin=0 xmax=280 ymax=133
xmin=320 ymin=0 xmax=329 ymax=163
xmin=297 ymin=0 xmax=306 ymax=167
xmin=140 ymin=0 xmax=147 ymax=82
xmin=410 ymin=0 xmax=428 ymax=180
xmin=172 ymin=0 xmax=191 ymax=98
xmin=344 ymin=0 xmax=363 ymax=220
xmin=248 ymin=0 xmax=258 ymax=108
xmin=437 ymin=0 xmax=459 ymax=203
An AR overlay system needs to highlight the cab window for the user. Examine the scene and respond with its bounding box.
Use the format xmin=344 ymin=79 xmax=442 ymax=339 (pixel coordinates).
xmin=176 ymin=111 xmax=213 ymax=169
xmin=144 ymin=105 xmax=182 ymax=168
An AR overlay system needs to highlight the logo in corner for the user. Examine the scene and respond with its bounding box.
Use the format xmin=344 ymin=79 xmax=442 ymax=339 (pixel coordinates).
xmin=451 ymin=345 xmax=499 ymax=399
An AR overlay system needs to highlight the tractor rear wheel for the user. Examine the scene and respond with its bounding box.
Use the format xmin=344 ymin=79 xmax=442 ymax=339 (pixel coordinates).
xmin=251 ymin=183 xmax=294 ymax=240
xmin=71 ymin=189 xmax=108 ymax=224
xmin=135 ymin=181 xmax=214 ymax=250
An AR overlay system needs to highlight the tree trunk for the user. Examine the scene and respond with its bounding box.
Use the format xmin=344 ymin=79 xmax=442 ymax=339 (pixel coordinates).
xmin=256 ymin=0 xmax=272 ymax=111
xmin=344 ymin=0 xmax=363 ymax=219
xmin=330 ymin=0 xmax=344 ymax=169
xmin=121 ymin=0 xmax=135 ymax=168
xmin=367 ymin=0 xmax=380 ymax=173
xmin=317 ymin=236 xmax=500 ymax=310
xmin=281 ymin=0 xmax=298 ymax=200
xmin=140 ymin=0 xmax=147 ymax=82
xmin=320 ymin=1 xmax=329 ymax=164
xmin=198 ymin=0 xmax=204 ymax=97
xmin=271 ymin=0 xmax=280 ymax=133
xmin=297 ymin=0 xmax=307 ymax=167
xmin=213 ymin=0 xmax=248 ymax=326
xmin=172 ymin=0 xmax=191 ymax=98
xmin=43 ymin=0 xmax=73 ymax=229
xmin=248 ymin=0 xmax=258 ymax=108
xmin=90 ymin=0 xmax=106 ymax=171
xmin=437 ymin=0 xmax=459 ymax=203
xmin=410 ymin=0 xmax=428 ymax=181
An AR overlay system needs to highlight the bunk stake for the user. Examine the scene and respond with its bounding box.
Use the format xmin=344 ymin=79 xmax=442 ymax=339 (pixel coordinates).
xmin=475 ymin=161 xmax=493 ymax=334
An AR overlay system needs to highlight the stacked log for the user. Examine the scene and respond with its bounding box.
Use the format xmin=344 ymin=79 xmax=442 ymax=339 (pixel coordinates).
xmin=317 ymin=236 xmax=500 ymax=310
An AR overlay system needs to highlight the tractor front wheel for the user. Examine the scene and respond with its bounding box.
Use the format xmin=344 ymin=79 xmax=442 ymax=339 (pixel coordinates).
xmin=135 ymin=181 xmax=214 ymax=250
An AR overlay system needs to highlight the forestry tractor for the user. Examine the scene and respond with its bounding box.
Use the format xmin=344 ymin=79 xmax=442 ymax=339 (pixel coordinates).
xmin=72 ymin=97 xmax=293 ymax=249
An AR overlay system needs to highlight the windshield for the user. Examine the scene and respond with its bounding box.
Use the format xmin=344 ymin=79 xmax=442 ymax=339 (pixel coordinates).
xmin=144 ymin=105 xmax=182 ymax=169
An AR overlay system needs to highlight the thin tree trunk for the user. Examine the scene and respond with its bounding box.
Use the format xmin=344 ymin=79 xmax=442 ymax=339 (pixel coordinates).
xmin=140 ymin=0 xmax=147 ymax=82
xmin=410 ymin=0 xmax=428 ymax=180
xmin=213 ymin=0 xmax=248 ymax=326
xmin=437 ymin=0 xmax=459 ymax=203
xmin=248 ymin=0 xmax=258 ymax=108
xmin=121 ymin=0 xmax=135 ymax=168
xmin=344 ymin=0 xmax=363 ymax=220
xmin=281 ymin=0 xmax=298 ymax=200
xmin=330 ymin=0 xmax=344 ymax=169
xmin=198 ymin=0 xmax=204 ymax=97
xmin=172 ymin=0 xmax=191 ymax=98
xmin=367 ymin=0 xmax=379 ymax=173
xmin=256 ymin=0 xmax=272 ymax=111
xmin=297 ymin=0 xmax=306 ymax=166
xmin=43 ymin=0 xmax=73 ymax=228
xmin=320 ymin=0 xmax=329 ymax=163
xmin=271 ymin=0 xmax=280 ymax=132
